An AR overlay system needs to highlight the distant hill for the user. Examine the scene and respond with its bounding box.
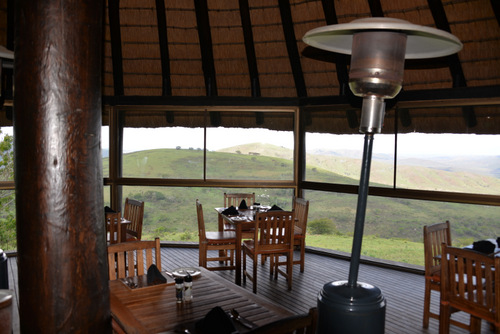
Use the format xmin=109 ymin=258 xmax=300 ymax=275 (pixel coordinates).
xmin=108 ymin=147 xmax=499 ymax=244
xmin=218 ymin=143 xmax=500 ymax=195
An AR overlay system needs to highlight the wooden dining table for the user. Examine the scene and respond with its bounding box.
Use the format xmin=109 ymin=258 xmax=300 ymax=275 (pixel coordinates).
xmin=109 ymin=267 xmax=292 ymax=333
xmin=215 ymin=207 xmax=258 ymax=286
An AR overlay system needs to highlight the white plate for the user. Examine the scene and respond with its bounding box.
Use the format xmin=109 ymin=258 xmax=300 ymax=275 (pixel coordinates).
xmin=172 ymin=267 xmax=201 ymax=278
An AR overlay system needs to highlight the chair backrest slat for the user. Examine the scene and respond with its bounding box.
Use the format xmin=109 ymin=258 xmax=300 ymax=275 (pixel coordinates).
xmin=224 ymin=193 xmax=255 ymax=208
xmin=293 ymin=197 xmax=309 ymax=235
xmin=105 ymin=212 xmax=122 ymax=244
xmin=107 ymin=238 xmax=161 ymax=280
xmin=423 ymin=221 xmax=451 ymax=277
xmin=255 ymin=211 xmax=294 ymax=252
xmin=441 ymin=244 xmax=500 ymax=324
xmin=196 ymin=200 xmax=207 ymax=243
xmin=123 ymin=198 xmax=145 ymax=240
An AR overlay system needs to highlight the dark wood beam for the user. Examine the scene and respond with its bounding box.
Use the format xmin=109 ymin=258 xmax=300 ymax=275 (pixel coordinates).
xmin=320 ymin=0 xmax=350 ymax=97
xmin=491 ymin=0 xmax=500 ymax=28
xmin=368 ymin=0 xmax=384 ymax=17
xmin=155 ymin=0 xmax=172 ymax=96
xmin=239 ymin=0 xmax=260 ymax=98
xmin=108 ymin=0 xmax=124 ymax=96
xmin=14 ymin=0 xmax=109 ymax=331
xmin=427 ymin=0 xmax=466 ymax=88
xmin=278 ymin=0 xmax=307 ymax=97
xmin=103 ymin=85 xmax=500 ymax=108
xmin=194 ymin=0 xmax=217 ymax=97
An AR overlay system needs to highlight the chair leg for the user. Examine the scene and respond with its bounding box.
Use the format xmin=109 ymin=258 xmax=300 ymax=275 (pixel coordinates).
xmin=252 ymin=255 xmax=258 ymax=294
xmin=439 ymin=302 xmax=450 ymax=334
xmin=299 ymin=240 xmax=305 ymax=273
xmin=243 ymin=251 xmax=247 ymax=284
xmin=287 ymin=252 xmax=293 ymax=290
xmin=423 ymin=280 xmax=431 ymax=328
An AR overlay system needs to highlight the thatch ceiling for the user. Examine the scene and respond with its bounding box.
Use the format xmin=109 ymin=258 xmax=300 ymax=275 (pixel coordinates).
xmin=1 ymin=0 xmax=500 ymax=134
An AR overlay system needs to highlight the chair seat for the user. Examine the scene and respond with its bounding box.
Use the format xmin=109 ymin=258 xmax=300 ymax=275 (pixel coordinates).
xmin=206 ymin=231 xmax=236 ymax=242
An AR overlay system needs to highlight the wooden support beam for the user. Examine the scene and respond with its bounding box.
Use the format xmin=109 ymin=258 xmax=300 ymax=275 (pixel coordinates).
xmin=278 ymin=0 xmax=307 ymax=97
xmin=109 ymin=0 xmax=124 ymax=96
xmin=194 ymin=0 xmax=217 ymax=97
xmin=155 ymin=0 xmax=172 ymax=96
xmin=14 ymin=0 xmax=109 ymax=331
xmin=239 ymin=0 xmax=261 ymax=98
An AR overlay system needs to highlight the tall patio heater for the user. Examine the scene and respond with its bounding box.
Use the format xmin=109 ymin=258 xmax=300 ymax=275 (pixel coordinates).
xmin=303 ymin=18 xmax=462 ymax=334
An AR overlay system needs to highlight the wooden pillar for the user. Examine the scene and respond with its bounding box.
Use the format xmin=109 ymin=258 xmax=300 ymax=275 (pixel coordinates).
xmin=14 ymin=0 xmax=109 ymax=332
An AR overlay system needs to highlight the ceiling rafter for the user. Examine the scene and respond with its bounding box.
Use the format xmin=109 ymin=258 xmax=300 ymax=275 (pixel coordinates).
xmin=155 ymin=0 xmax=172 ymax=96
xmin=239 ymin=0 xmax=260 ymax=98
xmin=320 ymin=0 xmax=350 ymax=96
xmin=427 ymin=0 xmax=466 ymax=88
xmin=491 ymin=0 xmax=500 ymax=28
xmin=278 ymin=0 xmax=307 ymax=97
xmin=194 ymin=0 xmax=217 ymax=97
xmin=320 ymin=0 xmax=358 ymax=128
xmin=368 ymin=0 xmax=384 ymax=17
xmin=108 ymin=0 xmax=124 ymax=96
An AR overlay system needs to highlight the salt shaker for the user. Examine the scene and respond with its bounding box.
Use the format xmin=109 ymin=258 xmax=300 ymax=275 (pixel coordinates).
xmin=184 ymin=274 xmax=193 ymax=302
xmin=175 ymin=277 xmax=184 ymax=303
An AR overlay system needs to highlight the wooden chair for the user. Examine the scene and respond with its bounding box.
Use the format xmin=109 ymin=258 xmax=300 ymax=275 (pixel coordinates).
xmin=123 ymin=198 xmax=145 ymax=241
xmin=243 ymin=210 xmax=294 ymax=293
xmin=107 ymin=237 xmax=161 ymax=280
xmin=292 ymin=197 xmax=309 ymax=273
xmin=423 ymin=221 xmax=453 ymax=328
xmin=196 ymin=199 xmax=236 ymax=271
xmin=246 ymin=307 xmax=317 ymax=334
xmin=105 ymin=211 xmax=122 ymax=244
xmin=224 ymin=192 xmax=255 ymax=208
xmin=223 ymin=192 xmax=256 ymax=238
xmin=439 ymin=244 xmax=500 ymax=334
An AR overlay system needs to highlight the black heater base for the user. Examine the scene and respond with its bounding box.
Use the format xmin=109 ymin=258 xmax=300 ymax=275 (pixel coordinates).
xmin=317 ymin=280 xmax=386 ymax=334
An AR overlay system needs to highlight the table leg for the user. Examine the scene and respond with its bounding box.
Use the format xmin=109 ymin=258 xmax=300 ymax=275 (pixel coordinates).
xmin=235 ymin=225 xmax=242 ymax=286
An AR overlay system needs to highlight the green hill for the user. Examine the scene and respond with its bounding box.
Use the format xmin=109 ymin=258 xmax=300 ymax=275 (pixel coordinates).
xmin=104 ymin=146 xmax=499 ymax=253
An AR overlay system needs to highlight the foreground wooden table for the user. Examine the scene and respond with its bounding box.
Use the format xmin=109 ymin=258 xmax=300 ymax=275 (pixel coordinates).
xmin=110 ymin=268 xmax=292 ymax=333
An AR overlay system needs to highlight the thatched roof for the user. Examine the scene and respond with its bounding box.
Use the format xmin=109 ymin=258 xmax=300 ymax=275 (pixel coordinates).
xmin=1 ymin=0 xmax=500 ymax=134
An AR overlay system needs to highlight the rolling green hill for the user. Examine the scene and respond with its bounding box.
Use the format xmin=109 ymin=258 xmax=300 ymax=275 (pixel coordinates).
xmin=105 ymin=146 xmax=499 ymax=257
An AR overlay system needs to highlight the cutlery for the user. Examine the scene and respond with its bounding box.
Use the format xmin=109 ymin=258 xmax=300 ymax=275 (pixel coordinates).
xmin=230 ymin=308 xmax=254 ymax=329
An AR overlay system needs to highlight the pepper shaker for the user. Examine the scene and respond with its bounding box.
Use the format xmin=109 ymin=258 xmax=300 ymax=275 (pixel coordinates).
xmin=184 ymin=274 xmax=193 ymax=302
xmin=175 ymin=277 xmax=184 ymax=303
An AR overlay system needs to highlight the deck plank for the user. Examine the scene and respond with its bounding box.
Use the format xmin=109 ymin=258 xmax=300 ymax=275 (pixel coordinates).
xmin=7 ymin=246 xmax=492 ymax=333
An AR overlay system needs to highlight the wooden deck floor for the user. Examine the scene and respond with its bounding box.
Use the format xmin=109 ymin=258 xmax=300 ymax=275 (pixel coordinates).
xmin=6 ymin=246 xmax=493 ymax=333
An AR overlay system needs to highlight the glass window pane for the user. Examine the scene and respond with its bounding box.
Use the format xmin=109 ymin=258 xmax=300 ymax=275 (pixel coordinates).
xmin=396 ymin=133 xmax=500 ymax=195
xmin=102 ymin=126 xmax=109 ymax=178
xmin=0 ymin=189 xmax=16 ymax=251
xmin=121 ymin=109 xmax=205 ymax=178
xmin=305 ymin=132 xmax=395 ymax=187
xmin=0 ymin=127 xmax=14 ymax=182
xmin=122 ymin=186 xmax=294 ymax=242
xmin=206 ymin=110 xmax=294 ymax=180
xmin=303 ymin=189 xmax=500 ymax=266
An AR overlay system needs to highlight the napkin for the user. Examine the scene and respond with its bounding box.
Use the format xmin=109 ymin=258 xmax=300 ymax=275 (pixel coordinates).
xmin=472 ymin=239 xmax=497 ymax=254
xmin=268 ymin=204 xmax=283 ymax=211
xmin=147 ymin=264 xmax=167 ymax=285
xmin=222 ymin=206 xmax=238 ymax=216
xmin=195 ymin=306 xmax=238 ymax=334
xmin=239 ymin=200 xmax=248 ymax=209
xmin=104 ymin=206 xmax=116 ymax=213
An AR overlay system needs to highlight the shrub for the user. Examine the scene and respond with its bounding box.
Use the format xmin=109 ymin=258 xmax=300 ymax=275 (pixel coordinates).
xmin=309 ymin=218 xmax=338 ymax=235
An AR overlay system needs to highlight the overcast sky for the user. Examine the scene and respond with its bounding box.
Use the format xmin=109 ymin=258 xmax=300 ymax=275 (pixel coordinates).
xmin=2 ymin=126 xmax=498 ymax=157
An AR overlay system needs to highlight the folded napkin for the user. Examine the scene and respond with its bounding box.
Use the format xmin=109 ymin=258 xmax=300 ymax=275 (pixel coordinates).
xmin=239 ymin=200 xmax=248 ymax=209
xmin=472 ymin=238 xmax=499 ymax=254
xmin=104 ymin=206 xmax=116 ymax=213
xmin=268 ymin=204 xmax=283 ymax=211
xmin=147 ymin=264 xmax=167 ymax=285
xmin=195 ymin=306 xmax=238 ymax=334
xmin=222 ymin=206 xmax=238 ymax=216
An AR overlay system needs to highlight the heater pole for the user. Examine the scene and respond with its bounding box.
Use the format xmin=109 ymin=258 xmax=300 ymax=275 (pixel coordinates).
xmin=348 ymin=133 xmax=374 ymax=287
